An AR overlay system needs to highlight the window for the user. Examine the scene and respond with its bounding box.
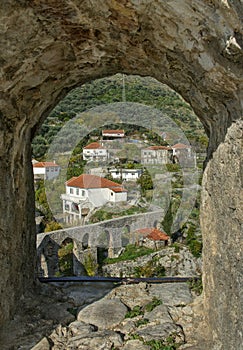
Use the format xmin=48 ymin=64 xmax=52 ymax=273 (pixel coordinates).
xmin=76 ymin=188 xmax=79 ymax=195
xmin=111 ymin=192 xmax=114 ymax=196
xmin=65 ymin=203 xmax=70 ymax=211
xmin=70 ymin=188 xmax=73 ymax=194
xmin=82 ymin=190 xmax=85 ymax=197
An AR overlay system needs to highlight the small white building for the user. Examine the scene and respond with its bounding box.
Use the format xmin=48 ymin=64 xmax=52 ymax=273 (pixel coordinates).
xmin=83 ymin=142 xmax=109 ymax=162
xmin=61 ymin=174 xmax=127 ymax=223
xmin=141 ymin=146 xmax=172 ymax=165
xmin=32 ymin=161 xmax=61 ymax=181
xmin=102 ymin=129 xmax=125 ymax=139
xmin=109 ymin=168 xmax=143 ymax=181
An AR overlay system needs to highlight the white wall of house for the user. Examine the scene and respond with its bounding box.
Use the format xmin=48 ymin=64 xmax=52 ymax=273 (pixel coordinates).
xmin=61 ymin=185 xmax=127 ymax=220
xmin=110 ymin=169 xmax=142 ymax=181
xmin=33 ymin=165 xmax=60 ymax=180
xmin=83 ymin=148 xmax=109 ymax=162
xmin=141 ymin=149 xmax=171 ymax=165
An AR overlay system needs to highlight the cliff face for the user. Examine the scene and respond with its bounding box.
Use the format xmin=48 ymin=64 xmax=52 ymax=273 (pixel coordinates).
xmin=201 ymin=120 xmax=243 ymax=349
xmin=0 ymin=1 xmax=242 ymax=348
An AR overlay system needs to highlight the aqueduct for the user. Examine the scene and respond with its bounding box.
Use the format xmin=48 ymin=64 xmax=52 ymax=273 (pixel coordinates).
xmin=36 ymin=210 xmax=163 ymax=276
xmin=0 ymin=1 xmax=242 ymax=349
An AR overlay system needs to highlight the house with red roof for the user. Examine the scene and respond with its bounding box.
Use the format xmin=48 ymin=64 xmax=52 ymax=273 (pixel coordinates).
xmin=32 ymin=161 xmax=61 ymax=181
xmin=83 ymin=142 xmax=109 ymax=162
xmin=171 ymin=143 xmax=195 ymax=165
xmin=141 ymin=145 xmax=173 ymax=165
xmin=102 ymin=129 xmax=125 ymax=139
xmin=61 ymin=174 xmax=127 ymax=223
xmin=135 ymin=227 xmax=170 ymax=249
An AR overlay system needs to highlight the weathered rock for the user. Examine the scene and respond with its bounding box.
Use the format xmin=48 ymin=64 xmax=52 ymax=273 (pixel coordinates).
xmin=144 ymin=304 xmax=172 ymax=324
xmin=0 ymin=1 xmax=242 ymax=349
xmin=77 ymin=298 xmax=128 ymax=329
xmin=122 ymin=339 xmax=150 ymax=350
xmin=106 ymin=282 xmax=151 ymax=309
xmin=201 ymin=119 xmax=243 ymax=350
xmin=148 ymin=283 xmax=193 ymax=306
xmin=102 ymin=246 xmax=202 ymax=277
xmin=135 ymin=322 xmax=184 ymax=342
xmin=32 ymin=337 xmax=51 ymax=350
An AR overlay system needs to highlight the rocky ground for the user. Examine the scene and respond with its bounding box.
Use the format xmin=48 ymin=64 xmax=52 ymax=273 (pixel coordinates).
xmin=0 ymin=279 xmax=211 ymax=350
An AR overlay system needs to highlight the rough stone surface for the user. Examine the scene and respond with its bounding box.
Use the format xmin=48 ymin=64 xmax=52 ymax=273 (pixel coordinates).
xmin=0 ymin=1 xmax=242 ymax=349
xmin=102 ymin=246 xmax=202 ymax=277
xmin=201 ymin=119 xmax=243 ymax=350
xmin=77 ymin=298 xmax=128 ymax=329
xmin=0 ymin=281 xmax=207 ymax=349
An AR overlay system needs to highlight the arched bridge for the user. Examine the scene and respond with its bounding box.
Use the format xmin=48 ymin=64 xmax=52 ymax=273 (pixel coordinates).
xmin=37 ymin=210 xmax=163 ymax=277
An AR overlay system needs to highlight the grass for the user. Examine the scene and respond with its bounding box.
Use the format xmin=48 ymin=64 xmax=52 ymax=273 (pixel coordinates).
xmin=104 ymin=244 xmax=154 ymax=264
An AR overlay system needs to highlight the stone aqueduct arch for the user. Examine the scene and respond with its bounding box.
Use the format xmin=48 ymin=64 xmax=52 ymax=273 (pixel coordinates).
xmin=36 ymin=210 xmax=164 ymax=275
xmin=0 ymin=1 xmax=242 ymax=348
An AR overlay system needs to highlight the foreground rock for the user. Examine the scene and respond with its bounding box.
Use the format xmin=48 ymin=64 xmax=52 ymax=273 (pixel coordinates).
xmin=0 ymin=281 xmax=209 ymax=349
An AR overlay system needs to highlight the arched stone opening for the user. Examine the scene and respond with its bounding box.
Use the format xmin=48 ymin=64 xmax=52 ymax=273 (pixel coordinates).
xmin=0 ymin=1 xmax=242 ymax=348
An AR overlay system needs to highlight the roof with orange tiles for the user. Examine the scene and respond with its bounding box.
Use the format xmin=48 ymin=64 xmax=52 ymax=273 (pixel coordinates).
xmin=172 ymin=143 xmax=191 ymax=149
xmin=33 ymin=162 xmax=59 ymax=168
xmin=102 ymin=129 xmax=125 ymax=134
xmin=136 ymin=228 xmax=169 ymax=241
xmin=146 ymin=146 xmax=172 ymax=150
xmin=66 ymin=174 xmax=127 ymax=193
xmin=83 ymin=142 xmax=105 ymax=149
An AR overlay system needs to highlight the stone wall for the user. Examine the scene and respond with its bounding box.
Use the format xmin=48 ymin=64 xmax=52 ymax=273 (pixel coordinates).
xmin=0 ymin=1 xmax=242 ymax=348
xmin=36 ymin=210 xmax=163 ymax=276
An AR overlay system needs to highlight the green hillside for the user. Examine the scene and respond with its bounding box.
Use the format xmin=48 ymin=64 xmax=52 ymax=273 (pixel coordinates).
xmin=32 ymin=74 xmax=207 ymax=159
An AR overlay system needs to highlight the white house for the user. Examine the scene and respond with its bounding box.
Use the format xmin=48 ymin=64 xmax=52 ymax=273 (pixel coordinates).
xmin=171 ymin=143 xmax=195 ymax=165
xmin=141 ymin=146 xmax=172 ymax=165
xmin=102 ymin=129 xmax=125 ymax=139
xmin=83 ymin=142 xmax=109 ymax=162
xmin=32 ymin=161 xmax=61 ymax=181
xmin=109 ymin=168 xmax=143 ymax=181
xmin=61 ymin=174 xmax=127 ymax=223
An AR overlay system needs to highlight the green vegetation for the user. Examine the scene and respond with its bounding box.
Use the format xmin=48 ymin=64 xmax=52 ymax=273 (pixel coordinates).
xmin=88 ymin=205 xmax=147 ymax=223
xmin=125 ymin=298 xmax=163 ymax=319
xmin=32 ymin=74 xmax=207 ymax=160
xmin=125 ymin=305 xmax=144 ymax=318
xmin=188 ymin=276 xmax=203 ymax=295
xmin=128 ymin=333 xmax=182 ymax=349
xmin=44 ymin=221 xmax=62 ymax=232
xmin=83 ymin=251 xmax=98 ymax=276
xmin=144 ymin=297 xmax=163 ymax=312
xmin=133 ymin=259 xmax=166 ymax=278
xmin=137 ymin=168 xmax=154 ymax=193
xmin=145 ymin=335 xmax=182 ymax=350
xmin=57 ymin=241 xmax=74 ymax=276
xmin=104 ymin=244 xmax=154 ymax=264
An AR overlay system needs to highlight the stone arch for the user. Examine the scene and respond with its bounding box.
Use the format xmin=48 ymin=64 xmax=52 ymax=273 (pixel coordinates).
xmin=0 ymin=2 xmax=242 ymax=348
xmin=121 ymin=224 xmax=131 ymax=247
xmin=82 ymin=233 xmax=89 ymax=250
xmin=37 ymin=236 xmax=60 ymax=277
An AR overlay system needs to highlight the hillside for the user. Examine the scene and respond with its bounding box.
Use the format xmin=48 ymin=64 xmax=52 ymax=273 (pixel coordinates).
xmin=32 ymin=74 xmax=208 ymax=159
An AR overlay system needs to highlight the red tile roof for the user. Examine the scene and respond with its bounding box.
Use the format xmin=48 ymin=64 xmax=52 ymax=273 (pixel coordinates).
xmin=102 ymin=129 xmax=125 ymax=134
xmin=33 ymin=162 xmax=59 ymax=168
xmin=66 ymin=174 xmax=127 ymax=193
xmin=172 ymin=143 xmax=191 ymax=149
xmin=146 ymin=146 xmax=172 ymax=150
xmin=136 ymin=228 xmax=169 ymax=241
xmin=83 ymin=142 xmax=104 ymax=149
